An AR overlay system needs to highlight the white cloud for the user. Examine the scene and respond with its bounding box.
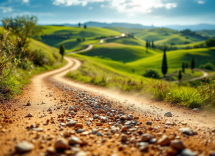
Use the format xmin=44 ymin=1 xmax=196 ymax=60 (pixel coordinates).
xmin=198 ymin=1 xmax=205 ymax=4
xmin=110 ymin=0 xmax=177 ymax=14
xmin=23 ymin=0 xmax=29 ymax=3
xmin=101 ymin=4 xmax=104 ymax=8
xmin=0 ymin=6 xmax=12 ymax=13
xmin=52 ymin=0 xmax=177 ymax=15
xmin=89 ymin=7 xmax=92 ymax=9
xmin=53 ymin=0 xmax=105 ymax=6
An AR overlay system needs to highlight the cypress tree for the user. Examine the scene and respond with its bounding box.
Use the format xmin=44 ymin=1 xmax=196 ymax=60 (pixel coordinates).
xmin=182 ymin=62 xmax=185 ymax=73
xmin=152 ymin=40 xmax=154 ymax=48
xmin=148 ymin=41 xmax=151 ymax=47
xmin=178 ymin=70 xmax=182 ymax=80
xmin=162 ymin=47 xmax=168 ymax=77
xmin=59 ymin=44 xmax=65 ymax=61
xmin=78 ymin=22 xmax=81 ymax=27
xmin=191 ymin=57 xmax=195 ymax=73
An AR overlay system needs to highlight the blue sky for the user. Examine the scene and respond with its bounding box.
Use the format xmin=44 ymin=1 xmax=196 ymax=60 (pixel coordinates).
xmin=0 ymin=0 xmax=215 ymax=26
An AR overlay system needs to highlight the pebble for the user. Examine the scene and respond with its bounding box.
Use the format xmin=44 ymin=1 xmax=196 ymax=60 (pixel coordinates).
xmin=138 ymin=142 xmax=149 ymax=151
xmin=71 ymin=111 xmax=76 ymax=116
xmin=93 ymin=114 xmax=99 ymax=119
xmin=166 ymin=121 xmax=171 ymax=125
xmin=146 ymin=121 xmax=152 ymax=125
xmin=16 ymin=141 xmax=34 ymax=153
xmin=212 ymin=128 xmax=215 ymax=133
xmin=158 ymin=135 xmax=170 ymax=146
xmin=179 ymin=128 xmax=194 ymax=136
xmin=181 ymin=148 xmax=197 ymax=156
xmin=141 ymin=133 xmax=153 ymax=142
xmin=193 ymin=108 xmax=199 ymax=112
xmin=32 ymin=128 xmax=43 ymax=132
xmin=54 ymin=138 xmax=69 ymax=149
xmin=69 ymin=106 xmax=73 ymax=110
xmin=170 ymin=140 xmax=185 ymax=150
xmin=69 ymin=136 xmax=82 ymax=144
xmin=28 ymin=113 xmax=33 ymax=117
xmin=47 ymin=147 xmax=56 ymax=154
xmin=97 ymin=132 xmax=103 ymax=136
xmin=86 ymin=121 xmax=91 ymax=126
xmin=121 ymin=134 xmax=127 ymax=142
xmin=60 ymin=123 xmax=65 ymax=126
xmin=67 ymin=120 xmax=77 ymax=126
xmin=164 ymin=112 xmax=172 ymax=117
xmin=92 ymin=129 xmax=98 ymax=134
xmin=75 ymin=123 xmax=83 ymax=128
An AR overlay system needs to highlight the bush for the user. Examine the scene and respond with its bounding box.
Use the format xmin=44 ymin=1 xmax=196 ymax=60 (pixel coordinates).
xmin=143 ymin=68 xmax=160 ymax=78
xmin=199 ymin=62 xmax=214 ymax=70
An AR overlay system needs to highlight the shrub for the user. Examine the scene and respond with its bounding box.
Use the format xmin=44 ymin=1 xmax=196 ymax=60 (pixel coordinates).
xmin=199 ymin=62 xmax=214 ymax=70
xmin=143 ymin=68 xmax=160 ymax=78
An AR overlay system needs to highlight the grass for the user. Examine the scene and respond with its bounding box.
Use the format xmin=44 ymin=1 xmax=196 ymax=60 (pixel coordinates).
xmin=66 ymin=54 xmax=215 ymax=110
xmin=106 ymin=27 xmax=209 ymax=46
xmin=40 ymin=26 xmax=121 ymax=52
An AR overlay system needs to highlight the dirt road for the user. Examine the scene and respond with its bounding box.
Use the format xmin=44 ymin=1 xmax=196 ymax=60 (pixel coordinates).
xmin=0 ymin=57 xmax=215 ymax=156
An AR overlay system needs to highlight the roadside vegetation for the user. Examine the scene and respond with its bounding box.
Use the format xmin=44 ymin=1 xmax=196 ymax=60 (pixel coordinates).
xmin=0 ymin=16 xmax=64 ymax=100
xmin=66 ymin=54 xmax=215 ymax=110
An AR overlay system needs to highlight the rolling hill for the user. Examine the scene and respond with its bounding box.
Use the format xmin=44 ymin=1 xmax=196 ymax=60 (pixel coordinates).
xmin=40 ymin=26 xmax=121 ymax=51
xmin=106 ymin=27 xmax=209 ymax=46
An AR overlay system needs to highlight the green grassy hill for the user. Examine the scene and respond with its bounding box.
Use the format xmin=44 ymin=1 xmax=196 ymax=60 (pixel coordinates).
xmin=40 ymin=26 xmax=121 ymax=52
xmin=197 ymin=30 xmax=215 ymax=38
xmin=106 ymin=27 xmax=209 ymax=46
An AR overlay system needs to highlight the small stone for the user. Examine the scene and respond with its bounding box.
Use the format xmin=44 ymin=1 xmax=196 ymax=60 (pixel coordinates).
xmin=164 ymin=112 xmax=172 ymax=117
xmin=111 ymin=128 xmax=117 ymax=134
xmin=54 ymin=138 xmax=69 ymax=149
xmin=193 ymin=108 xmax=199 ymax=112
xmin=166 ymin=121 xmax=171 ymax=125
xmin=146 ymin=121 xmax=152 ymax=125
xmin=30 ymin=124 xmax=36 ymax=128
xmin=92 ymin=129 xmax=98 ymax=134
xmin=16 ymin=141 xmax=34 ymax=153
xmin=211 ymin=128 xmax=215 ymax=133
xmin=120 ymin=115 xmax=127 ymax=120
xmin=75 ymin=123 xmax=83 ymax=128
xmin=121 ymin=134 xmax=127 ymax=142
xmin=97 ymin=132 xmax=102 ymax=136
xmin=179 ymin=128 xmax=194 ymax=136
xmin=181 ymin=149 xmax=197 ymax=156
xmin=93 ymin=114 xmax=99 ymax=119
xmin=149 ymin=138 xmax=157 ymax=144
xmin=121 ymin=126 xmax=127 ymax=132
xmin=69 ymin=106 xmax=73 ymax=110
xmin=86 ymin=121 xmax=91 ymax=126
xmin=27 ymin=101 xmax=31 ymax=106
xmin=138 ymin=142 xmax=149 ymax=151
xmin=47 ymin=147 xmax=56 ymax=154
xmin=60 ymin=123 xmax=65 ymax=126
xmin=158 ymin=135 xmax=170 ymax=146
xmin=28 ymin=113 xmax=33 ymax=117
xmin=67 ymin=120 xmax=77 ymax=126
xmin=76 ymin=151 xmax=87 ymax=156
xmin=32 ymin=128 xmax=43 ymax=132
xmin=70 ymin=111 xmax=76 ymax=116
xmin=77 ymin=129 xmax=85 ymax=133
xmin=170 ymin=140 xmax=185 ymax=150
xmin=69 ymin=136 xmax=82 ymax=144
xmin=141 ymin=133 xmax=153 ymax=142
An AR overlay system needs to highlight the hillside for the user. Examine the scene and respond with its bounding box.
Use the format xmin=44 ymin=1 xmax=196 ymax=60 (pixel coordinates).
xmin=40 ymin=26 xmax=121 ymax=51
xmin=106 ymin=27 xmax=209 ymax=45
xmin=197 ymin=30 xmax=215 ymax=38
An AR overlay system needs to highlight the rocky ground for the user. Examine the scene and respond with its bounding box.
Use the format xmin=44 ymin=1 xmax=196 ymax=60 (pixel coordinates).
xmin=0 ymin=57 xmax=215 ymax=156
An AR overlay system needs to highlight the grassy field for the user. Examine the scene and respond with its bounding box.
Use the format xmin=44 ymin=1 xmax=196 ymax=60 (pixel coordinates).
xmin=106 ymin=27 xmax=209 ymax=46
xmin=67 ymin=53 xmax=215 ymax=109
xmin=40 ymin=26 xmax=121 ymax=52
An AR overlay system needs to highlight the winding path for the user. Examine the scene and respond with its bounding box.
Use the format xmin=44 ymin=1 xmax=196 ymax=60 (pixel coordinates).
xmin=66 ymin=33 xmax=125 ymax=54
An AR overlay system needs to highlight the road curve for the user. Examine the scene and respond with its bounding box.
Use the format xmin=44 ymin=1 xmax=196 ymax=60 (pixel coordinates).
xmin=172 ymin=69 xmax=209 ymax=83
xmin=66 ymin=33 xmax=125 ymax=54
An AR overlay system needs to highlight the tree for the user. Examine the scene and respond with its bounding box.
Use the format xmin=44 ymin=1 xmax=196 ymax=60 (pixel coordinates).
xmin=206 ymin=38 xmax=215 ymax=48
xmin=191 ymin=57 xmax=195 ymax=73
xmin=2 ymin=15 xmax=43 ymax=50
xmin=178 ymin=70 xmax=182 ymax=80
xmin=59 ymin=44 xmax=65 ymax=61
xmin=146 ymin=40 xmax=149 ymax=53
xmin=152 ymin=40 xmax=155 ymax=48
xmin=161 ymin=47 xmax=168 ymax=77
xmin=82 ymin=38 xmax=85 ymax=41
xmin=182 ymin=62 xmax=185 ymax=73
xmin=78 ymin=22 xmax=81 ymax=27
xmin=185 ymin=62 xmax=188 ymax=68
xmin=84 ymin=24 xmax=87 ymax=29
